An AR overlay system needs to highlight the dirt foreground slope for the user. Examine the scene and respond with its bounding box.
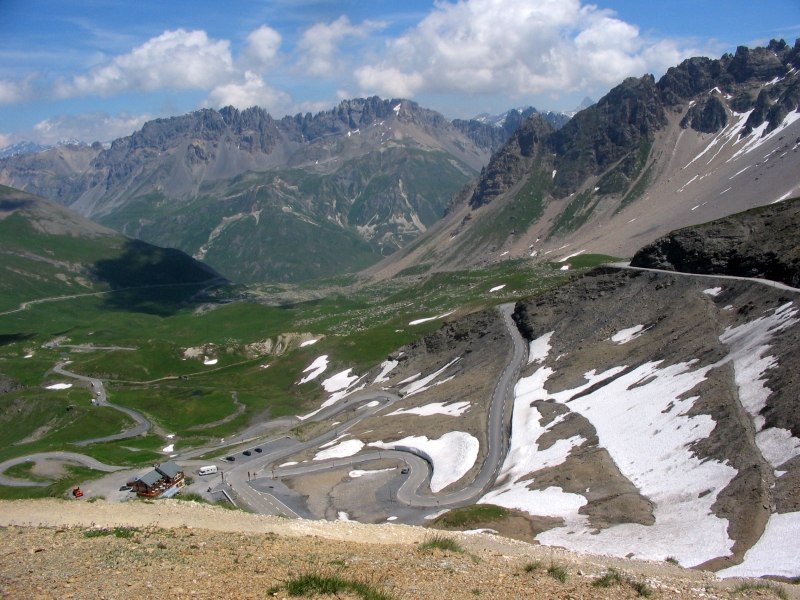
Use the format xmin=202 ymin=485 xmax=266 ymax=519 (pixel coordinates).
xmin=1 ymin=499 xmax=797 ymax=600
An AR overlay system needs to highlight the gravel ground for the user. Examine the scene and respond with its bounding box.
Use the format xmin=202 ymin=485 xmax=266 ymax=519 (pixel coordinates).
xmin=1 ymin=499 xmax=797 ymax=600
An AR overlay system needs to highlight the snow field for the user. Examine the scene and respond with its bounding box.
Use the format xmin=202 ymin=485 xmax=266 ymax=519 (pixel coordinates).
xmin=313 ymin=439 xmax=365 ymax=460
xmin=703 ymin=287 xmax=723 ymax=296
xmin=719 ymin=302 xmax=800 ymax=467
xmin=349 ymin=468 xmax=395 ymax=478
xmin=401 ymin=358 xmax=460 ymax=396
xmin=717 ymin=511 xmax=800 ymax=578
xmin=45 ymin=383 xmax=72 ymax=390
xmin=528 ymin=331 xmax=553 ymax=364
xmin=203 ymin=358 xmax=218 ymax=365
xmin=299 ymin=366 xmax=367 ymax=421
xmin=300 ymin=339 xmax=318 ymax=347
xmin=558 ymin=249 xmax=585 ymax=262
xmin=483 ymin=323 xmax=743 ymax=566
xmin=162 ymin=444 xmax=174 ymax=452
xmin=386 ymin=400 xmax=470 ymax=417
xmin=369 ymin=431 xmax=479 ymax=493
xmin=373 ymin=359 xmax=398 ymax=384
xmin=319 ymin=433 xmax=350 ymax=449
xmin=491 ymin=301 xmax=800 ymax=571
xmin=537 ymin=360 xmax=738 ymax=566
xmin=728 ymin=109 xmax=800 ymax=163
xmin=489 ymin=284 xmax=506 ymax=293
xmin=299 ymin=355 xmax=328 ymax=383
xmin=409 ymin=311 xmax=454 ymax=326
xmin=611 ymin=324 xmax=646 ymax=344
xmin=322 ymin=369 xmax=359 ymax=393
xmin=397 ymin=373 xmax=420 ymax=385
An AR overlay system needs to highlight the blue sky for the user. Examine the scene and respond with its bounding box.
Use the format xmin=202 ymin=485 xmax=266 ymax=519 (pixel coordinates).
xmin=1 ymin=0 xmax=798 ymax=146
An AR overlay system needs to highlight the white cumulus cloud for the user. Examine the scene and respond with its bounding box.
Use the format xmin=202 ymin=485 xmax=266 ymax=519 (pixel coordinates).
xmin=242 ymin=25 xmax=283 ymax=70
xmin=204 ymin=71 xmax=292 ymax=112
xmin=297 ymin=16 xmax=385 ymax=77
xmin=354 ymin=0 xmax=696 ymax=98
xmin=54 ymin=28 xmax=235 ymax=98
xmin=0 ymin=75 xmax=37 ymax=105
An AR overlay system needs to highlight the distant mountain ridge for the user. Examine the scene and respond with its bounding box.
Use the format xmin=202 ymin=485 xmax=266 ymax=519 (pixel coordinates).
xmin=0 ymin=139 xmax=94 ymax=159
xmin=468 ymin=106 xmax=573 ymax=130
xmin=0 ymin=97 xmax=513 ymax=283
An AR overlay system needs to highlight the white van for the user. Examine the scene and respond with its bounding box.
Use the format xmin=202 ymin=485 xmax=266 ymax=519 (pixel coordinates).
xmin=198 ymin=465 xmax=218 ymax=476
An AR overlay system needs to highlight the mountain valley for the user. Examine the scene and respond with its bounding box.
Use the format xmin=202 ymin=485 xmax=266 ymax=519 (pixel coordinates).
xmin=1 ymin=38 xmax=800 ymax=594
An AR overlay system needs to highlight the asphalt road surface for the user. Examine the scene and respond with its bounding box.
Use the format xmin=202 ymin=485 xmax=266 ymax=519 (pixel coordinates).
xmin=0 ymin=452 xmax=127 ymax=487
xmin=608 ymin=262 xmax=800 ymax=293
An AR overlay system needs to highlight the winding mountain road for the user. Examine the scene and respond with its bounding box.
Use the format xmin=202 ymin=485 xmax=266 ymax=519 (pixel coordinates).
xmin=233 ymin=302 xmax=527 ymax=514
xmin=608 ymin=262 xmax=800 ymax=293
xmin=0 ymin=452 xmax=128 ymax=487
xmin=53 ymin=362 xmax=152 ymax=445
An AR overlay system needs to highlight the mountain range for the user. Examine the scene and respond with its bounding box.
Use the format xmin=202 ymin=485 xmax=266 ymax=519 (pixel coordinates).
xmin=0 ymin=99 xmax=527 ymax=283
xmin=1 ymin=39 xmax=800 ymax=583
xmin=2 ymin=40 xmax=799 ymax=288
xmin=368 ymin=39 xmax=800 ymax=279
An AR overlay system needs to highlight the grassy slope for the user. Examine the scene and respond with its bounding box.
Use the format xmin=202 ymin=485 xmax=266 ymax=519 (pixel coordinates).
xmin=0 ymin=187 xmax=217 ymax=314
xmin=0 ymin=251 xmax=603 ymax=472
xmin=96 ymin=147 xmax=475 ymax=284
xmin=0 ymin=185 xmax=611 ymax=490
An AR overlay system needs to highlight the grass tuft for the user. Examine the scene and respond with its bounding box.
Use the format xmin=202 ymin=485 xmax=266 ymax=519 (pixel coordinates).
xmin=631 ymin=581 xmax=654 ymax=598
xmin=273 ymin=572 xmax=395 ymax=600
xmin=432 ymin=504 xmax=509 ymax=528
xmin=593 ymin=568 xmax=653 ymax=597
xmin=593 ymin=568 xmax=624 ymax=588
xmin=733 ymin=582 xmax=789 ymax=600
xmin=523 ymin=560 xmax=543 ymax=573
xmin=418 ymin=533 xmax=464 ymax=553
xmin=84 ymin=526 xmax=138 ymax=539
xmin=665 ymin=556 xmax=680 ymax=565
xmin=547 ymin=563 xmax=569 ymax=583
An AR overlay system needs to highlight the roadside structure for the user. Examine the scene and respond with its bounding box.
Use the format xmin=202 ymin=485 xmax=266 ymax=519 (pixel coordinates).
xmin=133 ymin=461 xmax=185 ymax=498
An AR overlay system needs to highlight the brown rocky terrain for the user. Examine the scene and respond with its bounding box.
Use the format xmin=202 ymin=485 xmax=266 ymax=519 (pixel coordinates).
xmin=2 ymin=499 xmax=796 ymax=600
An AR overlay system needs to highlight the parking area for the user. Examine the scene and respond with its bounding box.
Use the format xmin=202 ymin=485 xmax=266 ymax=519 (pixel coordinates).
xmin=219 ymin=436 xmax=299 ymax=466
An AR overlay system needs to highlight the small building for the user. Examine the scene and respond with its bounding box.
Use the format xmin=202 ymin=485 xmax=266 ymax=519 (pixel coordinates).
xmin=133 ymin=460 xmax=185 ymax=498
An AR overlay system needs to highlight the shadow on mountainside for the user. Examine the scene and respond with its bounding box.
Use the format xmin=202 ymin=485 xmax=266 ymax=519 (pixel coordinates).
xmin=91 ymin=239 xmax=220 ymax=316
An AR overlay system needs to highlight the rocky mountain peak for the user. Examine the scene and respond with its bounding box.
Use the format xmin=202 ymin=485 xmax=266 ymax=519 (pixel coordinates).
xmin=468 ymin=114 xmax=555 ymax=210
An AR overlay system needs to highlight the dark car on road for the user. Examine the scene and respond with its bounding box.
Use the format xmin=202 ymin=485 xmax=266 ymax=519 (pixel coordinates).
xmin=226 ymin=456 xmax=235 ymax=461
xmin=243 ymin=450 xmax=251 ymax=456
xmin=401 ymin=468 xmax=409 ymax=474
xmin=254 ymin=448 xmax=262 ymax=453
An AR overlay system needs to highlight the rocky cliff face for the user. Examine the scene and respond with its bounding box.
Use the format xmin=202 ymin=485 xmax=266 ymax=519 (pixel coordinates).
xmin=466 ymin=115 xmax=556 ymax=210
xmin=631 ymin=196 xmax=800 ymax=287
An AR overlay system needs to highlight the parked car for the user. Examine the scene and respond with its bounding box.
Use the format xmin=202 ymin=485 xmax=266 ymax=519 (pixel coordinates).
xmin=401 ymin=468 xmax=409 ymax=475
xmin=119 ymin=485 xmax=132 ymax=491
xmin=226 ymin=456 xmax=235 ymax=461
